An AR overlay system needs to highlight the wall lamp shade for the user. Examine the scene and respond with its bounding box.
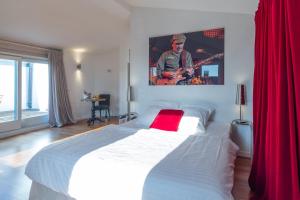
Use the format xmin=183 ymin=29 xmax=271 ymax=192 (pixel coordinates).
xmin=235 ymin=84 xmax=247 ymax=122
xmin=76 ymin=64 xmax=82 ymax=70
xmin=236 ymin=84 xmax=246 ymax=105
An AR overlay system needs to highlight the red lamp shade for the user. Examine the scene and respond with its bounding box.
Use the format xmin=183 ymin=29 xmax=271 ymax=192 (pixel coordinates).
xmin=236 ymin=84 xmax=246 ymax=105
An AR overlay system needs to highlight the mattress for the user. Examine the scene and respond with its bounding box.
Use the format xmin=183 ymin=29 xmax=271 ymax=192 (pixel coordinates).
xmin=25 ymin=122 xmax=238 ymax=200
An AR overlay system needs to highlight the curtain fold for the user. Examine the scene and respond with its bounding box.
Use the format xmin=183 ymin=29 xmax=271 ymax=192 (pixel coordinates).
xmin=48 ymin=50 xmax=75 ymax=127
xmin=249 ymin=0 xmax=300 ymax=199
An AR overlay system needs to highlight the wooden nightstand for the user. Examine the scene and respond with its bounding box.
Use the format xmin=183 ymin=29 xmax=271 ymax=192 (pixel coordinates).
xmin=231 ymin=119 xmax=253 ymax=159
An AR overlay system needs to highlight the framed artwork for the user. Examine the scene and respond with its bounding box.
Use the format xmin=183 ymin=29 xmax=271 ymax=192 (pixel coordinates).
xmin=149 ymin=28 xmax=224 ymax=85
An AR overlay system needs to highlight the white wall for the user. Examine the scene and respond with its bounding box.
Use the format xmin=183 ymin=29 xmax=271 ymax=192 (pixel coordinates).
xmin=92 ymin=49 xmax=120 ymax=116
xmin=64 ymin=48 xmax=123 ymax=120
xmin=64 ymin=50 xmax=94 ymax=120
xmin=130 ymin=8 xmax=254 ymax=123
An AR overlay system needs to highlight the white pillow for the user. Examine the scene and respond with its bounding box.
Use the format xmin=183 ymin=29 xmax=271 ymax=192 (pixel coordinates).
xmin=135 ymin=105 xmax=210 ymax=134
xmin=135 ymin=105 xmax=163 ymax=126
xmin=150 ymin=100 xmax=180 ymax=109
xmin=178 ymin=106 xmax=210 ymax=134
xmin=179 ymin=102 xmax=215 ymax=119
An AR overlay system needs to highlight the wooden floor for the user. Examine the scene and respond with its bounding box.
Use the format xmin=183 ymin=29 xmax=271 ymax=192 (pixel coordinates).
xmin=232 ymin=157 xmax=253 ymax=199
xmin=0 ymin=119 xmax=252 ymax=200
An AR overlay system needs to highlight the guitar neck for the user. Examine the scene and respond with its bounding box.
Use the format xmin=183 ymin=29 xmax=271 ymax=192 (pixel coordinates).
xmin=192 ymin=53 xmax=224 ymax=69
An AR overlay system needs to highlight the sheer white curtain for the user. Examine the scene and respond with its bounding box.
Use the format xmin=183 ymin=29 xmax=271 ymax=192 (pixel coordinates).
xmin=48 ymin=50 xmax=75 ymax=127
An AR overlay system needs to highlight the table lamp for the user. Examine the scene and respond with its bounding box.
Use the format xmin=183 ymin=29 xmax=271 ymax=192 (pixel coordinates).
xmin=82 ymin=90 xmax=91 ymax=101
xmin=235 ymin=84 xmax=247 ymax=124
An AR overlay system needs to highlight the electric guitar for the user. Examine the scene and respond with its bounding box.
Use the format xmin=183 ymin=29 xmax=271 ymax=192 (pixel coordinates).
xmin=156 ymin=53 xmax=224 ymax=85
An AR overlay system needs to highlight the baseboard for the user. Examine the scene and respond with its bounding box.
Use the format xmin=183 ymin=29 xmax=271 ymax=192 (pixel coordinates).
xmin=0 ymin=123 xmax=50 ymax=139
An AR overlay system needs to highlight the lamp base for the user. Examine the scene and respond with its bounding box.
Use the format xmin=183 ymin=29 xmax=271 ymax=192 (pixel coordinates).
xmin=232 ymin=119 xmax=250 ymax=125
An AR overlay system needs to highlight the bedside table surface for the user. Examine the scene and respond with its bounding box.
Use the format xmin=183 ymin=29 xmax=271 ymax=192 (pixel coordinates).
xmin=232 ymin=119 xmax=252 ymax=125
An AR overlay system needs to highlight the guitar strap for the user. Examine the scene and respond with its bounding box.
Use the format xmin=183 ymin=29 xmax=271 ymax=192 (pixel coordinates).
xmin=180 ymin=50 xmax=187 ymax=68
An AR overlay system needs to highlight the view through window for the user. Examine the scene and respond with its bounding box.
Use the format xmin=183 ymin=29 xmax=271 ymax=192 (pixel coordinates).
xmin=21 ymin=61 xmax=49 ymax=119
xmin=0 ymin=58 xmax=49 ymax=126
xmin=0 ymin=58 xmax=17 ymax=123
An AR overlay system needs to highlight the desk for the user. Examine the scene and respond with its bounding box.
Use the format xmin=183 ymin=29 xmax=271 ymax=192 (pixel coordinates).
xmin=85 ymin=97 xmax=105 ymax=126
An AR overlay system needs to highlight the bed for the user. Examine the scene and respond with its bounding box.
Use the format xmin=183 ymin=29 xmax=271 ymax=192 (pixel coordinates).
xmin=25 ymin=104 xmax=239 ymax=200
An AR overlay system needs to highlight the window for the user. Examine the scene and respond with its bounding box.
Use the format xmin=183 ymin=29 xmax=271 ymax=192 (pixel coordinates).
xmin=0 ymin=55 xmax=49 ymax=132
xmin=22 ymin=60 xmax=49 ymax=120
xmin=0 ymin=58 xmax=18 ymax=124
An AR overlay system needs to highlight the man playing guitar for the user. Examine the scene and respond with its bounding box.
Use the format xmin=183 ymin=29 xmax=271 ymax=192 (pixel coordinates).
xmin=155 ymin=33 xmax=224 ymax=85
xmin=156 ymin=33 xmax=195 ymax=85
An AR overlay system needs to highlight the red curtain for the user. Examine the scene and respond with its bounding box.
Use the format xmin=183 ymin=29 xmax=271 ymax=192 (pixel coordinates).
xmin=249 ymin=0 xmax=300 ymax=199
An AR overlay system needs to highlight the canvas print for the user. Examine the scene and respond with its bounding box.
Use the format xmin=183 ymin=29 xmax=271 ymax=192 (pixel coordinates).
xmin=149 ymin=28 xmax=224 ymax=85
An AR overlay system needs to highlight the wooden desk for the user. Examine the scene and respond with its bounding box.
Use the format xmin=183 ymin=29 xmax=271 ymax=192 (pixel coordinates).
xmin=85 ymin=97 xmax=105 ymax=126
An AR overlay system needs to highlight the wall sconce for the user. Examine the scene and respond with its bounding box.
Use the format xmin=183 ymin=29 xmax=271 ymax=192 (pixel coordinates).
xmin=76 ymin=64 xmax=82 ymax=70
xmin=235 ymin=83 xmax=247 ymax=123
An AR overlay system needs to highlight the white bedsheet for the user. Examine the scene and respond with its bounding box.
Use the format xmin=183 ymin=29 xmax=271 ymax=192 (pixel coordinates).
xmin=25 ymin=122 xmax=238 ymax=200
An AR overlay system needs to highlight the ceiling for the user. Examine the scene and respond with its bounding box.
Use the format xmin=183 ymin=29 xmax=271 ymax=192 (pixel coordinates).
xmin=124 ymin=0 xmax=259 ymax=15
xmin=0 ymin=0 xmax=258 ymax=52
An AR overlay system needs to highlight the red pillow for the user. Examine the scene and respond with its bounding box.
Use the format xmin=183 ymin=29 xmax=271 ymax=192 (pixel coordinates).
xmin=150 ymin=109 xmax=184 ymax=131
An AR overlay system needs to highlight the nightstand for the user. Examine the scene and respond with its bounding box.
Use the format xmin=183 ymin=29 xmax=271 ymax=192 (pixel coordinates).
xmin=231 ymin=119 xmax=253 ymax=159
xmin=118 ymin=112 xmax=138 ymax=124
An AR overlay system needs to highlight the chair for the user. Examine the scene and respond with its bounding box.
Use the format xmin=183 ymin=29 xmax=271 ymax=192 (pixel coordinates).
xmin=96 ymin=94 xmax=110 ymax=120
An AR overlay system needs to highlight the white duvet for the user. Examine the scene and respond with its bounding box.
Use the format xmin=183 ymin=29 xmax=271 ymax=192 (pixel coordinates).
xmin=25 ymin=122 xmax=238 ymax=200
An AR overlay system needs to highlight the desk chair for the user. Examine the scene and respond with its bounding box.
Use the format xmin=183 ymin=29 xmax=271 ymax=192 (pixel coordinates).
xmin=96 ymin=94 xmax=110 ymax=120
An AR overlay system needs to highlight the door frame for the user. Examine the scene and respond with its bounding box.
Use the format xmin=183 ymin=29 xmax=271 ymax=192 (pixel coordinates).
xmin=0 ymin=54 xmax=22 ymax=132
